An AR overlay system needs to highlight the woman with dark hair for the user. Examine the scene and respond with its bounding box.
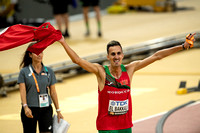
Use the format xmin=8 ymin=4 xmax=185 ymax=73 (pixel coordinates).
xmin=18 ymin=43 xmax=63 ymax=133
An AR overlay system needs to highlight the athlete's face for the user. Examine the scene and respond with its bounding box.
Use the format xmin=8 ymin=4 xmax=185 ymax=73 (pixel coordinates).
xmin=107 ymin=46 xmax=124 ymax=67
xmin=29 ymin=52 xmax=43 ymax=63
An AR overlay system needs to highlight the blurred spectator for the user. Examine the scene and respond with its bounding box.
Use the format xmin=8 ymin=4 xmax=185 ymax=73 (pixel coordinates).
xmin=49 ymin=0 xmax=70 ymax=38
xmin=0 ymin=0 xmax=18 ymax=28
xmin=80 ymin=0 xmax=102 ymax=37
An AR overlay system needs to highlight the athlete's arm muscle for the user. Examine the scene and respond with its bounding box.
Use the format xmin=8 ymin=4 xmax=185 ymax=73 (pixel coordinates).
xmin=58 ymin=36 xmax=106 ymax=83
xmin=126 ymin=44 xmax=185 ymax=80
xmin=58 ymin=36 xmax=98 ymax=73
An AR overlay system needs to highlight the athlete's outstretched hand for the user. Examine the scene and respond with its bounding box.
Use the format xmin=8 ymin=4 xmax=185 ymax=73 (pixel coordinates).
xmin=58 ymin=35 xmax=65 ymax=45
xmin=183 ymin=33 xmax=196 ymax=50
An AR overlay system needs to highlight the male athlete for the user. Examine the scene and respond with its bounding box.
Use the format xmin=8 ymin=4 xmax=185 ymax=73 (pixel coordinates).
xmin=58 ymin=33 xmax=195 ymax=133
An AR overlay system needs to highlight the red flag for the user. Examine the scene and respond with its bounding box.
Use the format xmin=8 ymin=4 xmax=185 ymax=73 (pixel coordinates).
xmin=0 ymin=22 xmax=62 ymax=55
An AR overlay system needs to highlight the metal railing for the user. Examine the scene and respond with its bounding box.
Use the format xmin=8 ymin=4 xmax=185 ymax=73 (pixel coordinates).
xmin=1 ymin=32 xmax=200 ymax=96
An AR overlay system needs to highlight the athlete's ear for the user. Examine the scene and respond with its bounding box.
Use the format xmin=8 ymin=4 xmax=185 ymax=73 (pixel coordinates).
xmin=107 ymin=53 xmax=112 ymax=61
xmin=107 ymin=54 xmax=109 ymax=60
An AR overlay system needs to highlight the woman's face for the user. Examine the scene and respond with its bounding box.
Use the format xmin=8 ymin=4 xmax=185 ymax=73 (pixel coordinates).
xmin=29 ymin=52 xmax=43 ymax=63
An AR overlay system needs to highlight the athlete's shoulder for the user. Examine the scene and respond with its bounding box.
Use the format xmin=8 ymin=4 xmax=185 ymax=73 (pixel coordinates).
xmin=94 ymin=63 xmax=105 ymax=75
xmin=94 ymin=63 xmax=104 ymax=68
xmin=125 ymin=60 xmax=139 ymax=69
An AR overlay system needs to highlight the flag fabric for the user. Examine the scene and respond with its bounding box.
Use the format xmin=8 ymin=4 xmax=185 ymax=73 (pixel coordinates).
xmin=0 ymin=22 xmax=62 ymax=55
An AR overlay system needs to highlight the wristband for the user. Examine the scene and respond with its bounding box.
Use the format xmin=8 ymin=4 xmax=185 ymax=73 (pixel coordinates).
xmin=56 ymin=109 xmax=61 ymax=112
xmin=182 ymin=43 xmax=185 ymax=50
xmin=23 ymin=104 xmax=27 ymax=108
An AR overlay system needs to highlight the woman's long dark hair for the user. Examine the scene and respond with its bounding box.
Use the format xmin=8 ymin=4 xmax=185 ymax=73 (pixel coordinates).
xmin=19 ymin=43 xmax=35 ymax=68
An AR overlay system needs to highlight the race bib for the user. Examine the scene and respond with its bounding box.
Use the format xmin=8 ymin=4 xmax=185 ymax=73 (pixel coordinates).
xmin=39 ymin=94 xmax=49 ymax=107
xmin=108 ymin=99 xmax=129 ymax=115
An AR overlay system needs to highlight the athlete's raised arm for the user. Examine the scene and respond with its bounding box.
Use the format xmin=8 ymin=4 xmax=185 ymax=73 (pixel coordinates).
xmin=126 ymin=33 xmax=196 ymax=78
xmin=58 ymin=36 xmax=103 ymax=76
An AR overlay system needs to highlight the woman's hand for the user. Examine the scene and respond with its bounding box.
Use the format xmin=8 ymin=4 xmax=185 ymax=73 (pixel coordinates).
xmin=24 ymin=106 xmax=33 ymax=118
xmin=57 ymin=111 xmax=64 ymax=123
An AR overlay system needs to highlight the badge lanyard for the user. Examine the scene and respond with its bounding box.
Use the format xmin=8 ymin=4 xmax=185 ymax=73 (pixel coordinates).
xmin=29 ymin=65 xmax=40 ymax=93
xmin=29 ymin=65 xmax=50 ymax=107
xmin=29 ymin=65 xmax=50 ymax=92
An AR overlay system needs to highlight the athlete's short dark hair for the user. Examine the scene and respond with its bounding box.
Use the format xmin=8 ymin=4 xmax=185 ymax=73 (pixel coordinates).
xmin=107 ymin=40 xmax=123 ymax=54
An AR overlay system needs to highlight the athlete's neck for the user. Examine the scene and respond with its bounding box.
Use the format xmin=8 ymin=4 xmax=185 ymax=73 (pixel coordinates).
xmin=109 ymin=66 xmax=122 ymax=79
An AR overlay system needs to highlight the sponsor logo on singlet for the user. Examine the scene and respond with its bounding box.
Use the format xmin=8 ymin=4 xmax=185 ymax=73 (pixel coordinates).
xmin=108 ymin=99 xmax=129 ymax=115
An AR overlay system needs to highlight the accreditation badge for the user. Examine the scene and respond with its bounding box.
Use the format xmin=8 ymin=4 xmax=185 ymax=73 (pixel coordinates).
xmin=39 ymin=94 xmax=49 ymax=107
xmin=108 ymin=99 xmax=129 ymax=115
